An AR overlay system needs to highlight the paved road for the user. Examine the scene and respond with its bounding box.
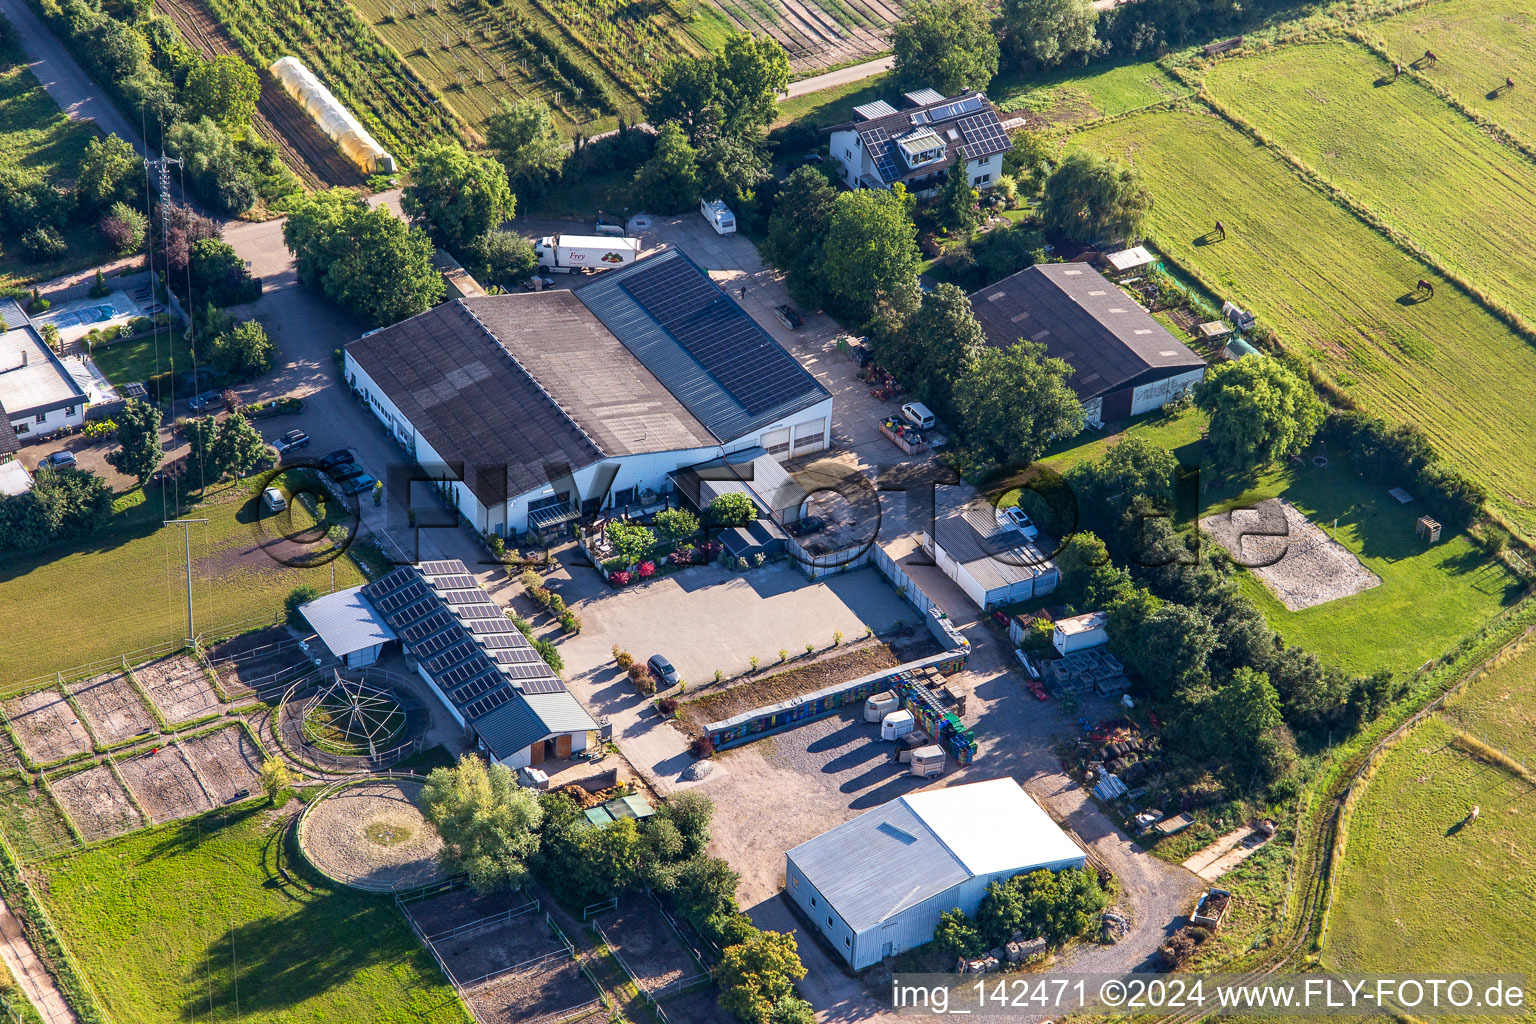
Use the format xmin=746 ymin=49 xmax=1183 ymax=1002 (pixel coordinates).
xmin=784 ymin=55 xmax=893 ymax=100
xmin=0 ymin=0 xmax=149 ymax=156
xmin=0 ymin=899 xmax=75 ymax=1024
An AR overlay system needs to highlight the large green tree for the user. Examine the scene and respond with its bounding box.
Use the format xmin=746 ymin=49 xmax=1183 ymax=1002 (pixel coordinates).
xmin=467 ymin=229 xmax=539 ymax=288
xmin=822 ymin=185 xmax=921 ymax=326
xmin=210 ymin=412 xmax=268 ymax=481
xmin=402 ymin=140 xmax=516 ymax=251
xmin=210 ymin=319 xmax=273 ymax=377
xmin=285 ymin=190 xmax=444 ymax=326
xmin=761 ymin=166 xmax=837 ymax=310
xmin=1194 ymin=358 xmax=1325 ymax=471
xmin=1000 ymin=0 xmax=1098 ymax=68
xmin=184 ymin=55 xmax=261 ymax=134
xmin=1112 ymin=599 xmax=1216 ymax=699
xmin=105 ymin=399 xmax=163 ymax=484
xmin=1070 ymin=435 xmax=1179 ymax=534
xmin=892 ymin=0 xmax=1000 ymax=95
xmin=887 ymin=283 xmax=983 ymax=416
xmin=1040 ymin=151 xmax=1150 ymax=244
xmin=697 ymin=135 xmax=770 ymax=208
xmin=634 ymin=122 xmax=701 ymax=213
xmin=484 ymin=99 xmax=568 ymax=196
xmin=76 ymin=134 xmax=143 ymax=213
xmin=422 ymin=755 xmax=544 ymax=892
xmin=953 ymin=341 xmax=1083 ymax=466
xmin=717 ymin=931 xmax=807 ymax=1024
xmin=646 ymin=34 xmax=789 ymax=145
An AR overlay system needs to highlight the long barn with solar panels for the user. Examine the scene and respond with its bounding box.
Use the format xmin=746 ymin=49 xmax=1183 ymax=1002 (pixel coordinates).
xmin=826 ymin=89 xmax=1013 ymax=196
xmin=343 ymin=250 xmax=833 ymax=540
xmin=304 ymin=560 xmax=600 ymax=768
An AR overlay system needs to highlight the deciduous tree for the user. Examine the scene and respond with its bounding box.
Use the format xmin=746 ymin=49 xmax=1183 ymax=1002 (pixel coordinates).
xmin=1000 ymin=0 xmax=1097 ymax=68
xmin=402 ymin=140 xmax=516 ymax=251
xmin=634 ymin=122 xmax=701 ymax=213
xmin=1194 ymin=358 xmax=1324 ymax=471
xmin=421 ymin=754 xmax=544 ymax=891
xmin=184 ymin=55 xmax=260 ymax=134
xmin=822 ymin=186 xmax=921 ymax=326
xmin=105 ymin=398 xmax=163 ymax=484
xmin=892 ymin=0 xmax=1000 ymax=95
xmin=1040 ymin=151 xmax=1150 ymax=244
xmin=953 ymin=341 xmax=1082 ymax=466
xmin=717 ymin=931 xmax=807 ymax=1024
xmin=484 ymin=99 xmax=568 ymax=196
xmin=76 ymin=134 xmax=143 ymax=213
xmin=210 ymin=412 xmax=267 ymax=481
xmin=210 ymin=319 xmax=273 ymax=377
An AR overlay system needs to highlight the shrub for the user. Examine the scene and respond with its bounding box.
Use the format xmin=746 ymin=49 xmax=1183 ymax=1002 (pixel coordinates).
xmin=19 ymin=227 xmax=65 ymax=262
xmin=558 ymin=610 xmax=581 ymax=633
xmin=707 ymin=491 xmax=756 ymax=527
xmin=606 ymin=521 xmax=656 ymax=564
xmin=82 ymin=419 xmax=117 ymax=440
xmin=520 ymin=568 xmax=541 ymax=591
xmin=690 ymin=735 xmax=715 ymax=758
xmin=637 ymin=560 xmax=656 ymax=578
xmin=613 ymin=646 xmax=634 ymax=670
xmin=284 ymin=585 xmax=320 ymax=628
xmin=549 ymin=592 xmax=566 ymax=614
xmin=629 ymin=661 xmax=655 ymax=693
xmin=611 ymin=570 xmax=632 ymax=587
xmin=657 ymin=696 xmax=679 ymax=714
xmin=668 ymin=547 xmax=693 ymax=567
xmin=532 ymin=637 xmax=563 ymax=673
xmin=748 ymin=655 xmax=759 ymax=672
xmin=653 ymin=507 xmax=699 ymax=541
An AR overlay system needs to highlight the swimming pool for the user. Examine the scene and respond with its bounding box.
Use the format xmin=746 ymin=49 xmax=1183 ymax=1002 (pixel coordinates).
xmin=42 ymin=304 xmax=118 ymax=329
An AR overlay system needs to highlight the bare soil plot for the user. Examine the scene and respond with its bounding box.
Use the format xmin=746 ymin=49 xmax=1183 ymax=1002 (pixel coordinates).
xmin=465 ymin=955 xmax=599 ymax=1024
xmin=180 ymin=727 xmax=262 ymax=804
xmin=49 ymin=765 xmax=144 ymax=839
xmin=4 ymin=690 xmax=94 ymax=764
xmin=206 ymin=627 xmax=312 ymax=697
xmin=300 ymin=778 xmax=445 ymax=890
xmin=429 ymin=908 xmax=564 ymax=987
xmin=593 ymin=899 xmax=703 ymax=996
xmin=68 ymin=672 xmax=158 ymax=746
xmin=1201 ymin=499 xmax=1381 ymax=610
xmin=402 ymin=886 xmax=534 ymax=939
xmin=115 ymin=744 xmax=213 ymax=823
xmin=657 ymin=986 xmax=734 ymax=1024
xmin=134 ymin=654 xmax=221 ymax=723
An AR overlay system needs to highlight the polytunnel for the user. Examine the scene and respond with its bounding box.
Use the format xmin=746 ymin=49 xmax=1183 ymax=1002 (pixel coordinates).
xmin=269 ymin=57 xmax=396 ymax=175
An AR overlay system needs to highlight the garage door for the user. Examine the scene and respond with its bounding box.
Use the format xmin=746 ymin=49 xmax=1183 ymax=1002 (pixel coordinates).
xmin=763 ymin=428 xmax=791 ymax=458
xmin=792 ymin=419 xmax=826 ymax=454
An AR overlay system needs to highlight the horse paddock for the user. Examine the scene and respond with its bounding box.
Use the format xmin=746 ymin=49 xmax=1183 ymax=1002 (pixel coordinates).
xmin=48 ymin=764 xmax=144 ymax=839
xmin=68 ymin=672 xmax=157 ymax=746
xmin=180 ymin=727 xmax=263 ymax=804
xmin=466 ymin=957 xmax=601 ymax=1024
xmin=115 ymin=744 xmax=213 ymax=823
xmin=299 ymin=778 xmax=446 ymax=890
xmin=133 ymin=654 xmax=221 ymax=723
xmin=591 ymin=898 xmax=706 ymax=998
xmin=1201 ymin=498 xmax=1381 ymax=610
xmin=4 ymin=689 xmax=94 ymax=764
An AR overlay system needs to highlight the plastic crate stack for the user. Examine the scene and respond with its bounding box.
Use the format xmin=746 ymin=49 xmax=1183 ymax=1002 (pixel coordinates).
xmin=896 ymin=675 xmax=978 ymax=766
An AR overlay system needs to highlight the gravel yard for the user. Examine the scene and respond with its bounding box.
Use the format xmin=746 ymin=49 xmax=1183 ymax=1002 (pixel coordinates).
xmin=466 ymin=956 xmax=599 ymax=1024
xmin=4 ymin=689 xmax=94 ymax=764
xmin=1202 ymin=498 xmax=1381 ymax=610
xmin=180 ymin=726 xmax=263 ymax=804
xmin=300 ymin=778 xmax=446 ymax=890
xmin=592 ymin=898 xmax=704 ymax=996
xmin=134 ymin=654 xmax=221 ymax=723
xmin=68 ymin=672 xmax=157 ymax=745
xmin=49 ymin=764 xmax=144 ymax=839
xmin=116 ymin=744 xmax=213 ymax=823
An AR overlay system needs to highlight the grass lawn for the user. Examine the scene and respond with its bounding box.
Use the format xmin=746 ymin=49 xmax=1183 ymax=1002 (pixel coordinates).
xmin=39 ymin=808 xmax=471 ymax=1024
xmin=1374 ymin=0 xmax=1536 ymax=147
xmin=1070 ymin=108 xmax=1536 ymax=537
xmin=0 ymin=772 xmax=74 ymax=860
xmin=773 ymin=71 xmax=892 ymax=129
xmin=88 ymin=329 xmax=194 ymax=389
xmin=1205 ymin=40 xmax=1536 ymax=328
xmin=0 ymin=30 xmax=111 ymax=290
xmin=0 ymin=479 xmax=364 ymax=686
xmin=990 ymin=57 xmax=1190 ymax=119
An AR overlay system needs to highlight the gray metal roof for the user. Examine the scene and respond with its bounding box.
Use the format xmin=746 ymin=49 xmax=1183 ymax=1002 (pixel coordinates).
xmin=522 ymin=689 xmax=599 ymax=734
xmin=576 ymin=250 xmax=828 ymax=443
xmin=969 ymin=264 xmax=1206 ymax=401
xmin=0 ymin=301 xmax=28 ymax=330
xmin=668 ymin=447 xmax=808 ymax=517
xmin=300 ymin=587 xmax=397 ymax=657
xmin=853 ymin=99 xmax=899 ymax=120
xmin=931 ymin=488 xmax=1056 ymax=594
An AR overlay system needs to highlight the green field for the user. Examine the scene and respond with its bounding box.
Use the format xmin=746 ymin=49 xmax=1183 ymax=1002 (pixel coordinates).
xmin=0 ymin=481 xmax=364 ymax=686
xmin=990 ymin=58 xmax=1190 ymax=120
xmin=1205 ymin=41 xmax=1536 ymax=329
xmin=1328 ymin=647 xmax=1536 ymax=1003
xmin=1375 ymin=0 xmax=1536 ymax=146
xmin=41 ymin=809 xmax=471 ymax=1024
xmin=0 ymin=28 xmax=111 ymax=289
xmin=0 ymin=772 xmax=74 ymax=860
xmin=1070 ymin=109 xmax=1536 ymax=536
xmin=89 ymin=330 xmax=194 ymax=389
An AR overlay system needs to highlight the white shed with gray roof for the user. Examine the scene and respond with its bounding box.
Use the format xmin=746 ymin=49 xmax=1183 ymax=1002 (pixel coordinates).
xmin=299 ymin=587 xmax=397 ymax=667
xmin=785 ymin=778 xmax=1085 ymax=969
xmin=922 ymin=487 xmax=1059 ymax=611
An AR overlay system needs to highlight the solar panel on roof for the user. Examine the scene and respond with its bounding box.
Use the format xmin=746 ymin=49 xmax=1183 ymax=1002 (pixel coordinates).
xmin=419 ymin=560 xmax=468 ymax=576
xmin=492 ymin=649 xmax=544 ymax=666
xmin=441 ymin=589 xmax=487 ymax=606
xmin=616 ymin=254 xmax=815 ymax=417
xmin=411 ymin=623 xmax=465 ymax=657
xmin=374 ymin=581 xmax=429 ymax=613
xmin=449 ymin=673 xmax=505 ymax=704
xmin=479 ymin=631 xmax=532 ymax=649
xmin=384 ymin=596 xmax=439 ymax=629
xmin=425 ymin=638 xmax=481 ymax=674
xmin=468 ymin=617 xmax=515 ymax=634
xmin=440 ymin=655 xmax=495 ymax=689
xmin=927 ymin=94 xmax=987 ymax=121
xmin=431 ymin=575 xmax=477 ymax=591
xmin=464 ymin=688 xmax=515 ymax=718
xmin=501 ymin=660 xmax=555 ymax=680
xmin=456 ymin=603 xmax=502 ymax=619
xmin=361 ymin=566 xmax=417 ymax=598
xmin=957 ymin=113 xmax=1009 ymax=156
xmin=398 ymin=609 xmax=457 ymax=643
xmin=519 ymin=676 xmax=565 ymax=694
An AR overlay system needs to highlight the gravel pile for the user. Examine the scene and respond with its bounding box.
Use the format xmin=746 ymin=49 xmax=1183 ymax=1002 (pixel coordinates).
xmin=680 ymin=760 xmax=715 ymax=781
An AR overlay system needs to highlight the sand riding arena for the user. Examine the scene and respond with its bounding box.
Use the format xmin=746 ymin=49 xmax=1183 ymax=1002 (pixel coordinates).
xmin=297 ymin=776 xmax=448 ymax=892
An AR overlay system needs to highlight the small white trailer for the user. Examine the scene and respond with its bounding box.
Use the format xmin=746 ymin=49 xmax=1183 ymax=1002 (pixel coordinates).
xmin=535 ymin=234 xmax=641 ymax=272
xmin=701 ymin=198 xmax=736 ymax=235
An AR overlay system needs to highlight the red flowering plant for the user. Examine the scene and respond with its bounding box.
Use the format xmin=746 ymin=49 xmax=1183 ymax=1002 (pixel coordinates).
xmin=637 ymin=560 xmax=656 ymax=578
xmin=611 ymin=570 xmax=632 ymax=587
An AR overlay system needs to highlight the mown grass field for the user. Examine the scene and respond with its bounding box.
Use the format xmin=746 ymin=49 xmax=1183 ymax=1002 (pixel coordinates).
xmin=1374 ymin=0 xmax=1536 ymax=146
xmin=1070 ymin=108 xmax=1536 ymax=536
xmin=89 ymin=330 xmax=195 ymax=389
xmin=0 ymin=28 xmax=112 ymax=289
xmin=40 ymin=808 xmax=472 ymax=1024
xmin=991 ymin=58 xmax=1190 ymax=120
xmin=1204 ymin=40 xmax=1536 ymax=328
xmin=0 ymin=480 xmax=363 ymax=686
xmin=1327 ymin=645 xmax=1536 ymax=996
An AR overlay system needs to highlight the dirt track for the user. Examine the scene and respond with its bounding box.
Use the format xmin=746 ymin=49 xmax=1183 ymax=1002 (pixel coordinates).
xmin=152 ymin=0 xmax=364 ymax=189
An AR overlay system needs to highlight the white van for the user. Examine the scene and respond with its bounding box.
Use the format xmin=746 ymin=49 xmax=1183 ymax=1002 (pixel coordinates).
xmin=900 ymin=402 xmax=935 ymax=430
xmin=262 ymin=486 xmax=288 ymax=513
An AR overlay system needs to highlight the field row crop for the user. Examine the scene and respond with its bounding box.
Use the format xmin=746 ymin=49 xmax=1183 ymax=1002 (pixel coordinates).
xmin=1069 ymin=109 xmax=1536 ymax=535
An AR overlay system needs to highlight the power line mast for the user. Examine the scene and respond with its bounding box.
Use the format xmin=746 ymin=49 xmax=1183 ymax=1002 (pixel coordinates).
xmin=164 ymin=518 xmax=208 ymax=646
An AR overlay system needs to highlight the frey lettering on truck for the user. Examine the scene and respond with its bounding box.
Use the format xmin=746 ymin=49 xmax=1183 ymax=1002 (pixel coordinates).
xmin=535 ymin=234 xmax=642 ymax=272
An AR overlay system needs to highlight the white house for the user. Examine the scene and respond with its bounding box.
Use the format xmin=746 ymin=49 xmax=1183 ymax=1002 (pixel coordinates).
xmin=827 ymin=90 xmax=1013 ymax=196
xmin=969 ymin=264 xmax=1207 ymax=425
xmin=0 ymin=300 xmax=88 ymax=444
xmin=785 ymin=779 xmax=1086 ymax=970
xmin=1053 ymin=611 xmax=1109 ymax=655
xmin=344 ymin=250 xmax=833 ymax=541
xmin=922 ymin=487 xmax=1059 ymax=612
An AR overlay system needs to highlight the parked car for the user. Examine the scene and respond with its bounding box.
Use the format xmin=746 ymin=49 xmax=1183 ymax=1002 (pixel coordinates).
xmin=773 ymin=304 xmax=803 ymax=330
xmin=341 ymin=473 xmax=376 ymax=496
xmin=648 ymin=655 xmax=680 ymax=687
xmin=792 ymin=153 xmax=824 ymax=168
xmin=787 ymin=515 xmax=825 ymax=538
xmin=332 ymin=462 xmax=365 ymax=481
xmin=277 ymin=429 xmax=309 ymax=455
xmin=318 ymin=449 xmax=354 ymax=471
xmin=40 ymin=451 xmax=77 ymax=470
xmin=188 ymin=390 xmax=223 ymax=412
xmin=261 ymin=486 xmax=288 ymax=513
xmin=1006 ymin=506 xmax=1040 ymax=539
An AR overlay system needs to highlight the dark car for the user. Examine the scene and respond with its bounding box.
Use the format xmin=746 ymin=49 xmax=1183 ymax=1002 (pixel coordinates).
xmin=787 ymin=515 xmax=825 ymax=538
xmin=648 ymin=655 xmax=680 ymax=688
xmin=341 ymin=473 xmax=376 ymax=496
xmin=773 ymin=304 xmax=803 ymax=330
xmin=40 ymin=451 xmax=77 ymax=470
xmin=319 ymin=449 xmax=355 ymax=471
xmin=277 ymin=429 xmax=310 ymax=455
xmin=332 ymin=462 xmax=365 ymax=481
xmin=188 ymin=390 xmax=224 ymax=412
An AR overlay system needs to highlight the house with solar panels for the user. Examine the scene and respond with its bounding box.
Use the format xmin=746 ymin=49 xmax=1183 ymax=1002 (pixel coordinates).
xmin=826 ymin=89 xmax=1013 ymax=196
xmin=344 ymin=249 xmax=833 ymax=540
xmin=304 ymin=559 xmax=601 ymax=768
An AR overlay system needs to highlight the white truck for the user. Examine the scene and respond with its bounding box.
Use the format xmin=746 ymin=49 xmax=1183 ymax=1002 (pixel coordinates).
xmin=535 ymin=234 xmax=641 ymax=273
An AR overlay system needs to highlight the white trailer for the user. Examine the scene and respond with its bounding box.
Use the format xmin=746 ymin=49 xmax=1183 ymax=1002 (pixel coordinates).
xmin=701 ymin=199 xmax=736 ymax=235
xmin=534 ymin=234 xmax=641 ymax=272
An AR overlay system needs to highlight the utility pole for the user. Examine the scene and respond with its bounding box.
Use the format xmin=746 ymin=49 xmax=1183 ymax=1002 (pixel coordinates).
xmin=165 ymin=518 xmax=208 ymax=645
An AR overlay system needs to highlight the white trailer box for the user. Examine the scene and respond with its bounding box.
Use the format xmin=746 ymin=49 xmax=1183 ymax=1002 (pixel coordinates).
xmin=864 ymin=691 xmax=899 ymax=723
xmin=908 ymin=744 xmax=945 ymax=777
xmin=701 ymin=199 xmax=736 ymax=235
xmin=535 ymin=234 xmax=641 ymax=272
xmin=881 ymin=709 xmax=915 ymax=740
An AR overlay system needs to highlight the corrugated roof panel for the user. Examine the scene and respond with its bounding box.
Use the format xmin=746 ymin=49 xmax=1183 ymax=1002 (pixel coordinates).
xmin=299 ymin=588 xmax=396 ymax=658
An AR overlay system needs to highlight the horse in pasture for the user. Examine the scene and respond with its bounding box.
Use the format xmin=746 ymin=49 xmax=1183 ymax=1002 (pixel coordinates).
xmin=1214 ymin=219 xmax=1226 ymax=241
xmin=1416 ymin=278 xmax=1435 ymax=298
